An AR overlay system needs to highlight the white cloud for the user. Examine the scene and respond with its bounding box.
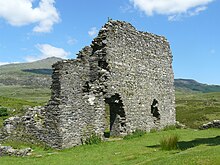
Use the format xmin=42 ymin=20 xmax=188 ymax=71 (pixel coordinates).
xmin=130 ymin=0 xmax=214 ymax=20
xmin=0 ymin=61 xmax=20 ymax=66
xmin=0 ymin=0 xmax=60 ymax=32
xmin=88 ymin=27 xmax=98 ymax=37
xmin=67 ymin=37 xmax=77 ymax=45
xmin=25 ymin=44 xmax=70 ymax=62
xmin=189 ymin=6 xmax=207 ymax=16
xmin=0 ymin=62 xmax=9 ymax=66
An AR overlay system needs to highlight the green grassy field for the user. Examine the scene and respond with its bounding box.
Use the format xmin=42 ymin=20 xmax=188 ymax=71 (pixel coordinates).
xmin=0 ymin=86 xmax=220 ymax=164
xmin=0 ymin=85 xmax=50 ymax=103
xmin=0 ymin=129 xmax=220 ymax=165
xmin=176 ymin=91 xmax=220 ymax=128
xmin=0 ymin=85 xmax=50 ymax=127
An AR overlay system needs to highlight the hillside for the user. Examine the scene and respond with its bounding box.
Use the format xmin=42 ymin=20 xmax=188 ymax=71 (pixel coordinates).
xmin=0 ymin=57 xmax=62 ymax=87
xmin=1 ymin=58 xmax=220 ymax=92
xmin=174 ymin=79 xmax=220 ymax=93
xmin=0 ymin=59 xmax=220 ymax=165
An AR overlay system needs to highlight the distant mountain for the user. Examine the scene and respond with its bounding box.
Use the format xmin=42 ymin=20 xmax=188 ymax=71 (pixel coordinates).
xmin=1 ymin=58 xmax=220 ymax=93
xmin=0 ymin=57 xmax=62 ymax=87
xmin=0 ymin=57 xmax=62 ymax=71
xmin=174 ymin=79 xmax=220 ymax=93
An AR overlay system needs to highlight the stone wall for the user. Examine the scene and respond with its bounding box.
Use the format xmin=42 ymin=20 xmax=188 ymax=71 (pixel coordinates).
xmin=41 ymin=20 xmax=175 ymax=148
xmin=0 ymin=145 xmax=32 ymax=157
xmin=0 ymin=20 xmax=175 ymax=149
xmin=99 ymin=21 xmax=175 ymax=132
xmin=199 ymin=120 xmax=220 ymax=129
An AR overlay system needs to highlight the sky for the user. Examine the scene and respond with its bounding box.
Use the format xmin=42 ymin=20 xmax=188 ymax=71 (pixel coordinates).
xmin=0 ymin=0 xmax=219 ymax=85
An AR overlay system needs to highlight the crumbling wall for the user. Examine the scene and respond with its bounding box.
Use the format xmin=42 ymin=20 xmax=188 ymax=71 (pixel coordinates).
xmin=43 ymin=20 xmax=175 ymax=148
xmin=99 ymin=21 xmax=175 ymax=132
xmin=44 ymin=46 xmax=108 ymax=148
xmin=0 ymin=20 xmax=175 ymax=149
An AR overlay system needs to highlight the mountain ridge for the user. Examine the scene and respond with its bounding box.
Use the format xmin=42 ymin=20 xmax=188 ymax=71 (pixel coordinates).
xmin=0 ymin=57 xmax=62 ymax=87
xmin=0 ymin=57 xmax=62 ymax=70
xmin=0 ymin=57 xmax=220 ymax=92
xmin=174 ymin=78 xmax=220 ymax=93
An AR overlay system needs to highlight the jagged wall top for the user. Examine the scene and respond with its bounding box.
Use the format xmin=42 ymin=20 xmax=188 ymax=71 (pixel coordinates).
xmin=2 ymin=20 xmax=175 ymax=149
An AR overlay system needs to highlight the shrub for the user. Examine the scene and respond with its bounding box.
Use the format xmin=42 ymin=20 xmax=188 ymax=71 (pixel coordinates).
xmin=84 ymin=133 xmax=102 ymax=145
xmin=123 ymin=129 xmax=146 ymax=140
xmin=160 ymin=134 xmax=179 ymax=150
xmin=0 ymin=107 xmax=8 ymax=117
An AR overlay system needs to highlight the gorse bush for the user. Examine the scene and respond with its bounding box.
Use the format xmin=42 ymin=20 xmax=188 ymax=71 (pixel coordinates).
xmin=84 ymin=133 xmax=102 ymax=145
xmin=0 ymin=107 xmax=8 ymax=117
xmin=160 ymin=134 xmax=179 ymax=150
xmin=123 ymin=129 xmax=146 ymax=140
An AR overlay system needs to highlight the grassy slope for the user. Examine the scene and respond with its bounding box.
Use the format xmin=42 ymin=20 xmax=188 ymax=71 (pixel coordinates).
xmin=175 ymin=79 xmax=220 ymax=93
xmin=0 ymin=129 xmax=220 ymax=165
xmin=0 ymin=64 xmax=220 ymax=164
xmin=0 ymin=86 xmax=50 ymax=127
xmin=0 ymin=85 xmax=50 ymax=103
xmin=176 ymin=91 xmax=220 ymax=128
xmin=0 ymin=57 xmax=61 ymax=72
xmin=0 ymin=57 xmax=61 ymax=87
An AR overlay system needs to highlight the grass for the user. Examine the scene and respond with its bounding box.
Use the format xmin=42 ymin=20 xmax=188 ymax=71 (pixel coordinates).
xmin=0 ymin=83 xmax=220 ymax=164
xmin=0 ymin=85 xmax=50 ymax=103
xmin=0 ymin=86 xmax=50 ymax=128
xmin=0 ymin=96 xmax=45 ymax=128
xmin=0 ymin=96 xmax=44 ymax=110
xmin=176 ymin=91 xmax=220 ymax=128
xmin=0 ymin=129 xmax=220 ymax=165
xmin=123 ymin=129 xmax=146 ymax=140
xmin=84 ymin=133 xmax=102 ymax=145
xmin=160 ymin=134 xmax=179 ymax=150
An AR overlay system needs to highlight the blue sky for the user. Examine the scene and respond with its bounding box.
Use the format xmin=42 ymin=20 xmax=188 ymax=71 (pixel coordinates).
xmin=0 ymin=0 xmax=219 ymax=84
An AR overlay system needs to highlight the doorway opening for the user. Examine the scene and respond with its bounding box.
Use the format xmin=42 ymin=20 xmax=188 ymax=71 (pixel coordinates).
xmin=104 ymin=93 xmax=126 ymax=137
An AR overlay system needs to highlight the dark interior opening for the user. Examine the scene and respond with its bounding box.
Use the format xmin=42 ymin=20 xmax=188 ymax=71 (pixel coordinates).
xmin=104 ymin=93 xmax=126 ymax=137
xmin=82 ymin=81 xmax=90 ymax=92
xmin=98 ymin=60 xmax=109 ymax=70
xmin=151 ymin=99 xmax=160 ymax=119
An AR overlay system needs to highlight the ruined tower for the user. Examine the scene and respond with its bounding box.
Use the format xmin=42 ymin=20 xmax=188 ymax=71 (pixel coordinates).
xmin=37 ymin=20 xmax=175 ymax=148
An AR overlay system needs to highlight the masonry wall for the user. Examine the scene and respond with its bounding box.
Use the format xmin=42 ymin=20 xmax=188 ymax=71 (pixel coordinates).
xmin=41 ymin=20 xmax=175 ymax=148
xmin=101 ymin=21 xmax=175 ymax=132
xmin=44 ymin=47 xmax=107 ymax=148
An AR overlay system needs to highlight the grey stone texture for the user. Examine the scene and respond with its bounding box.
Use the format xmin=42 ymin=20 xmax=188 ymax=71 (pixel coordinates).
xmin=199 ymin=120 xmax=220 ymax=129
xmin=42 ymin=20 xmax=175 ymax=148
xmin=0 ymin=145 xmax=32 ymax=157
xmin=0 ymin=20 xmax=175 ymax=149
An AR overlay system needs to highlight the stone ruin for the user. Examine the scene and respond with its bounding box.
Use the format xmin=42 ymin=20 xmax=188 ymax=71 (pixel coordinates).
xmin=0 ymin=20 xmax=175 ymax=149
xmin=199 ymin=120 xmax=220 ymax=129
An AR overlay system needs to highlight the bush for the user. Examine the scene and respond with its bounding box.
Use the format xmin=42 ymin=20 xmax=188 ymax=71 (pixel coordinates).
xmin=84 ymin=133 xmax=102 ymax=145
xmin=123 ymin=129 xmax=146 ymax=140
xmin=160 ymin=134 xmax=179 ymax=150
xmin=0 ymin=107 xmax=8 ymax=117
